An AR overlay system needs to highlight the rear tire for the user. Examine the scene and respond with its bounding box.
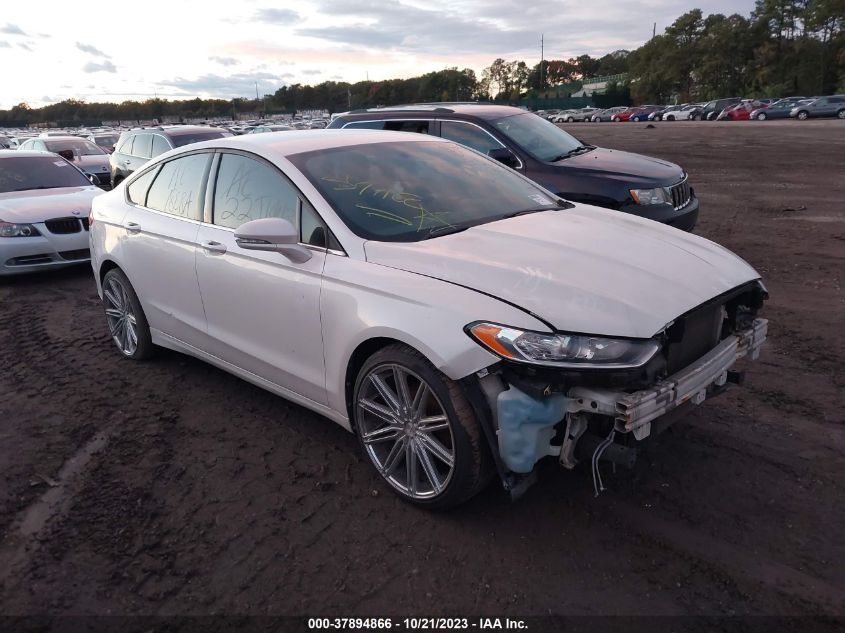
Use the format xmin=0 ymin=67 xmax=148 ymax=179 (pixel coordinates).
xmin=666 ymin=115 xmax=675 ymax=121
xmin=352 ymin=344 xmax=491 ymax=510
xmin=101 ymin=269 xmax=154 ymax=360
xmin=566 ymin=116 xmax=574 ymax=123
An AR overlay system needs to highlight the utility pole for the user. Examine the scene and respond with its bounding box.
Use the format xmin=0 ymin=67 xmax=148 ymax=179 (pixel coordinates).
xmin=540 ymin=34 xmax=544 ymax=90
xmin=653 ymin=22 xmax=656 ymax=38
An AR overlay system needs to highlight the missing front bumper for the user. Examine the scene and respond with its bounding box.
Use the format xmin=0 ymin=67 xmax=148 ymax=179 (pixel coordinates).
xmin=567 ymin=318 xmax=768 ymax=441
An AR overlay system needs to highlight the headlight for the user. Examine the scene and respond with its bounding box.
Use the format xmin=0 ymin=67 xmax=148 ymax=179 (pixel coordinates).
xmin=467 ymin=322 xmax=660 ymax=369
xmin=629 ymin=187 xmax=671 ymax=205
xmin=0 ymin=220 xmax=41 ymax=237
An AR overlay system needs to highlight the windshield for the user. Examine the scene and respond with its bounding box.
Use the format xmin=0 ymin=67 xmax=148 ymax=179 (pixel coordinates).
xmin=288 ymin=140 xmax=562 ymax=242
xmin=94 ymin=134 xmax=119 ymax=145
xmin=170 ymin=130 xmax=233 ymax=148
xmin=490 ymin=112 xmax=583 ymax=162
xmin=44 ymin=139 xmax=105 ymax=156
xmin=0 ymin=156 xmax=91 ymax=193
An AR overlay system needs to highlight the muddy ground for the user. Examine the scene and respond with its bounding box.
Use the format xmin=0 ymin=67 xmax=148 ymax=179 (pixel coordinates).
xmin=0 ymin=120 xmax=843 ymax=627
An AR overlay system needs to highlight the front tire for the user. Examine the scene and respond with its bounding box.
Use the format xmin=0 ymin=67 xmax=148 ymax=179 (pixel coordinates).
xmin=353 ymin=344 xmax=490 ymax=509
xmin=566 ymin=116 xmax=574 ymax=123
xmin=797 ymin=111 xmax=809 ymax=120
xmin=757 ymin=112 xmax=767 ymax=121
xmin=837 ymin=109 xmax=845 ymax=119
xmin=102 ymin=268 xmax=154 ymax=360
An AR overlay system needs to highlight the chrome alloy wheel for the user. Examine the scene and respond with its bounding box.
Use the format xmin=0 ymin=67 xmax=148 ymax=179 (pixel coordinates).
xmin=103 ymin=276 xmax=138 ymax=356
xmin=357 ymin=364 xmax=455 ymax=499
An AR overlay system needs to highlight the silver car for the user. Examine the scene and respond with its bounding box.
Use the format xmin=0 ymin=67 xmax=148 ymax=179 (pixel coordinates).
xmin=89 ymin=130 xmax=768 ymax=508
xmin=0 ymin=150 xmax=102 ymax=275
xmin=18 ymin=136 xmax=111 ymax=186
xmin=790 ymin=95 xmax=845 ymax=120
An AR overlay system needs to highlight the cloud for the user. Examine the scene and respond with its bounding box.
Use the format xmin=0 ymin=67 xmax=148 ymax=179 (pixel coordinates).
xmin=1 ymin=23 xmax=27 ymax=36
xmin=76 ymin=42 xmax=109 ymax=57
xmin=83 ymin=60 xmax=117 ymax=73
xmin=210 ymin=56 xmax=239 ymax=66
xmin=160 ymin=71 xmax=287 ymax=98
xmin=302 ymin=69 xmax=322 ymax=75
xmin=0 ymin=41 xmax=9 ymax=48
xmin=18 ymin=42 xmax=33 ymax=51
xmin=254 ymin=8 xmax=300 ymax=24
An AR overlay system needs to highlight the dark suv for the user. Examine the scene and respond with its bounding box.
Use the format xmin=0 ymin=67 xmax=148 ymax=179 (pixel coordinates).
xmin=328 ymin=104 xmax=699 ymax=230
xmin=696 ymin=98 xmax=742 ymax=121
xmin=109 ymin=125 xmax=232 ymax=187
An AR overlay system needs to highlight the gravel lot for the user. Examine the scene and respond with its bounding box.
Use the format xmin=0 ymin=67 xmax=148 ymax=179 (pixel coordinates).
xmin=1 ymin=120 xmax=843 ymax=623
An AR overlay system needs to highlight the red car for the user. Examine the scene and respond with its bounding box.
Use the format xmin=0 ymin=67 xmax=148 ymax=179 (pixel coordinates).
xmin=716 ymin=101 xmax=768 ymax=121
xmin=611 ymin=107 xmax=644 ymax=122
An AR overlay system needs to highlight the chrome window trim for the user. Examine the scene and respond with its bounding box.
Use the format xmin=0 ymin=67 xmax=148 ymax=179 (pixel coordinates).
xmin=341 ymin=118 xmax=435 ymax=131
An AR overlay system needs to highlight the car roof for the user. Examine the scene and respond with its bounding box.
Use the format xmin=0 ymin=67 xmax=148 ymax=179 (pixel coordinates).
xmin=184 ymin=128 xmax=446 ymax=159
xmin=35 ymin=135 xmax=95 ymax=142
xmin=0 ymin=149 xmax=56 ymax=158
xmin=340 ymin=103 xmax=527 ymax=121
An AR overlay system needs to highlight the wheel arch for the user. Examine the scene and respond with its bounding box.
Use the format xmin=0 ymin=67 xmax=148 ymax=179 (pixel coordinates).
xmin=343 ymin=336 xmax=442 ymax=431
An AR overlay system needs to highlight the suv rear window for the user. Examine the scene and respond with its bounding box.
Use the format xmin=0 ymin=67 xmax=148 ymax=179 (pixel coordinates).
xmin=170 ymin=130 xmax=233 ymax=148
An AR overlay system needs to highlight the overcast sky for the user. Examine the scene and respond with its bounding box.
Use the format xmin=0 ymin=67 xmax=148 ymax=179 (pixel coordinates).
xmin=1 ymin=0 xmax=755 ymax=109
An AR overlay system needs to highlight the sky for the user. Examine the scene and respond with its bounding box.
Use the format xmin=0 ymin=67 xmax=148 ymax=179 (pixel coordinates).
xmin=0 ymin=0 xmax=755 ymax=109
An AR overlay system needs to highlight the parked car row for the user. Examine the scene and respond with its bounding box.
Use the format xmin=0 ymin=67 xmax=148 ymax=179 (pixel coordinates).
xmin=543 ymin=94 xmax=844 ymax=123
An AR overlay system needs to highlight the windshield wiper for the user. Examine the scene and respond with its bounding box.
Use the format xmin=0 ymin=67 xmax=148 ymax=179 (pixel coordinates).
xmin=423 ymin=224 xmax=471 ymax=240
xmin=501 ymin=204 xmax=566 ymax=220
xmin=548 ymin=145 xmax=592 ymax=162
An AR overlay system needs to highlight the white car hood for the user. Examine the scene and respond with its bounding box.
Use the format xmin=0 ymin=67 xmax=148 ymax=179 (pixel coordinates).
xmin=364 ymin=206 xmax=761 ymax=338
xmin=0 ymin=186 xmax=103 ymax=223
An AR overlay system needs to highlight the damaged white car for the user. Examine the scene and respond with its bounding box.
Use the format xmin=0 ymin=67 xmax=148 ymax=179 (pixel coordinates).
xmin=89 ymin=130 xmax=767 ymax=509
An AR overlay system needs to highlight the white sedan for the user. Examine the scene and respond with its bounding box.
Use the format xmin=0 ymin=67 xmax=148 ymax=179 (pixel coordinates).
xmin=89 ymin=130 xmax=768 ymax=508
xmin=1 ymin=150 xmax=103 ymax=275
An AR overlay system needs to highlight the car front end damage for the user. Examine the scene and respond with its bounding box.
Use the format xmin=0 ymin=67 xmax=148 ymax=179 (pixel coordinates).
xmin=461 ymin=281 xmax=768 ymax=498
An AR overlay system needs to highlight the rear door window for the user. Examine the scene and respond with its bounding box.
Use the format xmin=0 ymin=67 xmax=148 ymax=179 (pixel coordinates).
xmin=145 ymin=153 xmax=211 ymax=220
xmin=132 ymin=134 xmax=152 ymax=159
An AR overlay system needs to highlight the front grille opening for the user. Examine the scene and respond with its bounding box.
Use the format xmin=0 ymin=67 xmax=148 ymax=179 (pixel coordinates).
xmin=665 ymin=304 xmax=725 ymax=375
xmin=45 ymin=218 xmax=82 ymax=234
xmin=58 ymin=249 xmax=90 ymax=261
xmin=669 ymin=178 xmax=692 ymax=210
xmin=7 ymin=254 xmax=54 ymax=266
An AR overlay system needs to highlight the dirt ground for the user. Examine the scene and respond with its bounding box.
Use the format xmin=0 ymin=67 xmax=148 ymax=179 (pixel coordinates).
xmin=0 ymin=120 xmax=843 ymax=625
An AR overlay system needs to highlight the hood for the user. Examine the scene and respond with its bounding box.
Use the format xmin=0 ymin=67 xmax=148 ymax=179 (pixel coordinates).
xmin=72 ymin=155 xmax=111 ymax=174
xmin=552 ymin=147 xmax=684 ymax=188
xmin=364 ymin=206 xmax=760 ymax=339
xmin=0 ymin=186 xmax=103 ymax=223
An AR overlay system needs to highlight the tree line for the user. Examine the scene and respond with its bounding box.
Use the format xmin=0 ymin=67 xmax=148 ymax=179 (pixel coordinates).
xmin=1 ymin=0 xmax=842 ymax=126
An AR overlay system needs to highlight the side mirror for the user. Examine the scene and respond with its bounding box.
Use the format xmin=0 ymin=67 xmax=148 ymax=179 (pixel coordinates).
xmin=88 ymin=173 xmax=101 ymax=186
xmin=57 ymin=149 xmax=75 ymax=161
xmin=488 ymin=147 xmax=519 ymax=168
xmin=234 ymin=217 xmax=312 ymax=263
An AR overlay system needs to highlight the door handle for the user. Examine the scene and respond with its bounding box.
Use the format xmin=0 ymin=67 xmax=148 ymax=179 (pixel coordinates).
xmin=201 ymin=240 xmax=227 ymax=254
xmin=123 ymin=221 xmax=141 ymax=233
